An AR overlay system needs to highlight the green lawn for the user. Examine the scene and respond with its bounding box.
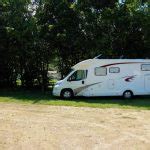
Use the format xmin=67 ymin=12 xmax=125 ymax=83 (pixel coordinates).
xmin=0 ymin=90 xmax=150 ymax=110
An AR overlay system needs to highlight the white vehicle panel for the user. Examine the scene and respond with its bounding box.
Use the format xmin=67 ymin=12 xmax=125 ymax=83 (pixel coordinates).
xmin=53 ymin=59 xmax=150 ymax=97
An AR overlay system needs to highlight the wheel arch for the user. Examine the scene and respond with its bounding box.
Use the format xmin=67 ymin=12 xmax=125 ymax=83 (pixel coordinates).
xmin=60 ymin=88 xmax=74 ymax=97
xmin=123 ymin=89 xmax=134 ymax=99
xmin=123 ymin=89 xmax=134 ymax=96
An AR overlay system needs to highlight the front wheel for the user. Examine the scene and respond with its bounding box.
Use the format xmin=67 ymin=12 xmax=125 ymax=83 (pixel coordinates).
xmin=123 ymin=90 xmax=133 ymax=99
xmin=61 ymin=89 xmax=74 ymax=99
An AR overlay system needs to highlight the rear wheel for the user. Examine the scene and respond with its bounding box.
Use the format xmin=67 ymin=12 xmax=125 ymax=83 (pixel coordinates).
xmin=61 ymin=89 xmax=74 ymax=99
xmin=123 ymin=90 xmax=133 ymax=99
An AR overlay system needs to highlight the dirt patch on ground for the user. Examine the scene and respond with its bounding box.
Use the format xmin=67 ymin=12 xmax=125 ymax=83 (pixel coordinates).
xmin=0 ymin=103 xmax=150 ymax=150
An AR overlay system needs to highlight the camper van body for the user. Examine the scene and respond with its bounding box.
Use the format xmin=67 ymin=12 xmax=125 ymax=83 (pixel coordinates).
xmin=53 ymin=59 xmax=150 ymax=98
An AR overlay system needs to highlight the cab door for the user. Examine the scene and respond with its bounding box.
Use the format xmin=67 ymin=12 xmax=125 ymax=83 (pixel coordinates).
xmin=67 ymin=70 xmax=88 ymax=96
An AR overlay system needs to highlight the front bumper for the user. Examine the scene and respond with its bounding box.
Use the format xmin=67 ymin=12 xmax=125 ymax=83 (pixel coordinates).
xmin=52 ymin=86 xmax=61 ymax=97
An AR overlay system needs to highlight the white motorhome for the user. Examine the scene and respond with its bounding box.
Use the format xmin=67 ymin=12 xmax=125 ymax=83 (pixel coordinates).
xmin=53 ymin=59 xmax=150 ymax=99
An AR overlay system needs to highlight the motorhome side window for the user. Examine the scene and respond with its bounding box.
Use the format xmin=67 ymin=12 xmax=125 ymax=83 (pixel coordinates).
xmin=141 ymin=64 xmax=150 ymax=71
xmin=68 ymin=70 xmax=87 ymax=81
xmin=95 ymin=67 xmax=107 ymax=76
xmin=109 ymin=67 xmax=120 ymax=73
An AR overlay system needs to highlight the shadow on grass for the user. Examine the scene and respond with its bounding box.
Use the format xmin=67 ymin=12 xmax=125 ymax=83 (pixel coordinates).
xmin=0 ymin=89 xmax=150 ymax=109
xmin=0 ymin=89 xmax=54 ymax=102
xmin=77 ymin=96 xmax=150 ymax=109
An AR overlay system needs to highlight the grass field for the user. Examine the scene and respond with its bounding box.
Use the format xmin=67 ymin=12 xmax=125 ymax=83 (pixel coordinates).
xmin=0 ymin=89 xmax=150 ymax=110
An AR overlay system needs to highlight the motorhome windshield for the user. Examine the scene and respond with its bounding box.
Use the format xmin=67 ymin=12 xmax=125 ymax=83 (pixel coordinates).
xmin=68 ymin=70 xmax=88 ymax=81
xmin=63 ymin=69 xmax=74 ymax=79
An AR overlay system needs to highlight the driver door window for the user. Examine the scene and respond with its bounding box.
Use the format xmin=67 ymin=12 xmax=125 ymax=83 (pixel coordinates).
xmin=68 ymin=70 xmax=87 ymax=81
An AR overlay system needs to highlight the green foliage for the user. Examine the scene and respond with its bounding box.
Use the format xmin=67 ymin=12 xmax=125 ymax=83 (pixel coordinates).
xmin=0 ymin=0 xmax=149 ymax=89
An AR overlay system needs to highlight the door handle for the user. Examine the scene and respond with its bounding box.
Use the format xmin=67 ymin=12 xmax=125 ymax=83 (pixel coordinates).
xmin=82 ymin=80 xmax=85 ymax=84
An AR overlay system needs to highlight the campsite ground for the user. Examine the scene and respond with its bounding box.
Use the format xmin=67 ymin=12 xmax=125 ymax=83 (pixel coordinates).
xmin=0 ymin=103 xmax=150 ymax=150
xmin=0 ymin=90 xmax=150 ymax=150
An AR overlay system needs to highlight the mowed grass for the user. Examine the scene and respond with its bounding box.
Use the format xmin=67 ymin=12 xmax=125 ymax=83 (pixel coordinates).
xmin=0 ymin=90 xmax=150 ymax=110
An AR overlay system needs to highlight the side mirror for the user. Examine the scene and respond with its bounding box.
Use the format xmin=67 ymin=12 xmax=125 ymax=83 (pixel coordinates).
xmin=82 ymin=80 xmax=85 ymax=84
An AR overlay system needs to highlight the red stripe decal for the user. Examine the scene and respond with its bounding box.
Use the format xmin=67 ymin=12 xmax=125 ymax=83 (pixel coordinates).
xmin=101 ymin=62 xmax=142 ymax=67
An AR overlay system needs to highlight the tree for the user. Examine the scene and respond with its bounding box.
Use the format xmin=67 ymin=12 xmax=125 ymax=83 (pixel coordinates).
xmin=0 ymin=0 xmax=149 ymax=89
xmin=0 ymin=1 xmax=9 ymax=87
xmin=36 ymin=0 xmax=83 ymax=77
xmin=0 ymin=0 xmax=19 ymax=87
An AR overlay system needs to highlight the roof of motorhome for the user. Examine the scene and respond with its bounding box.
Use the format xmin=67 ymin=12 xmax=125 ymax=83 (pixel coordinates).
xmin=73 ymin=59 xmax=150 ymax=70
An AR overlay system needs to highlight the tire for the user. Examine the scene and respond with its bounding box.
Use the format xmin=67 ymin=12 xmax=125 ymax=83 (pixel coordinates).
xmin=123 ymin=90 xmax=133 ymax=99
xmin=61 ymin=89 xmax=74 ymax=99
